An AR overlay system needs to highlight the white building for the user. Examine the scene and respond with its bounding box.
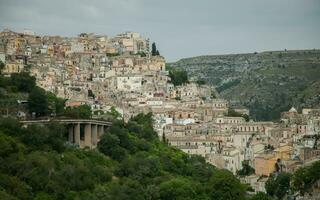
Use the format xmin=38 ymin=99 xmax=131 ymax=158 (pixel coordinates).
xmin=116 ymin=76 xmax=142 ymax=91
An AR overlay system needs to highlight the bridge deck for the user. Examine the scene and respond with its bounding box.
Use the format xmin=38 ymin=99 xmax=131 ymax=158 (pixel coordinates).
xmin=20 ymin=119 xmax=112 ymax=126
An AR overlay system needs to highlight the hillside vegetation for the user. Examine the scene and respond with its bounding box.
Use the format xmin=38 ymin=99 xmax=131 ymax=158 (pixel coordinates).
xmin=169 ymin=49 xmax=320 ymax=120
xmin=0 ymin=114 xmax=253 ymax=200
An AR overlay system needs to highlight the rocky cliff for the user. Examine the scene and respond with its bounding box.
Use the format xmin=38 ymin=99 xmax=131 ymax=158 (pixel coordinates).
xmin=169 ymin=49 xmax=320 ymax=121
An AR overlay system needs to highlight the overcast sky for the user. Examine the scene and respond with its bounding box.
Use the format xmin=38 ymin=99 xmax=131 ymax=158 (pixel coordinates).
xmin=0 ymin=0 xmax=320 ymax=61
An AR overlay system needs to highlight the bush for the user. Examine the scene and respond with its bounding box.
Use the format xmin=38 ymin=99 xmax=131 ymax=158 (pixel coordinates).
xmin=64 ymin=105 xmax=92 ymax=119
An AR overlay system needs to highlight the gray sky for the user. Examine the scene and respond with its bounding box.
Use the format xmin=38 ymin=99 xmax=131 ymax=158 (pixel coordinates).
xmin=1 ymin=0 xmax=320 ymax=61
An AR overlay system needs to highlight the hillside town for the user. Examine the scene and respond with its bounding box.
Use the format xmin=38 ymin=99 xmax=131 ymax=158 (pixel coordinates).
xmin=0 ymin=29 xmax=319 ymax=194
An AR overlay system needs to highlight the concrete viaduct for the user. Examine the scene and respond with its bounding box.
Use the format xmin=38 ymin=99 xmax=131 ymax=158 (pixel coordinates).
xmin=20 ymin=119 xmax=112 ymax=149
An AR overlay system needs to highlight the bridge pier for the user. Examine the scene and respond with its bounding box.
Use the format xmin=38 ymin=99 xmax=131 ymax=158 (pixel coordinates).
xmin=69 ymin=123 xmax=104 ymax=148
xmin=68 ymin=126 xmax=74 ymax=142
xmin=84 ymin=123 xmax=92 ymax=148
xmin=92 ymin=124 xmax=98 ymax=148
xmin=74 ymin=123 xmax=81 ymax=146
xmin=20 ymin=119 xmax=111 ymax=149
xmin=98 ymin=125 xmax=104 ymax=138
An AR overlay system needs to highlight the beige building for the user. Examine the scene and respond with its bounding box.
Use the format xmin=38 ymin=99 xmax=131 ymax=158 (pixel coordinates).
xmin=3 ymin=60 xmax=24 ymax=74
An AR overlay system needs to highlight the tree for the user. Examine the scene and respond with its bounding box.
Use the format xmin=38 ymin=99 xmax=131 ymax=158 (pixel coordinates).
xmin=64 ymin=105 xmax=92 ymax=119
xmin=0 ymin=189 xmax=18 ymax=200
xmin=19 ymin=123 xmax=66 ymax=152
xmin=98 ymin=133 xmax=127 ymax=161
xmin=168 ymin=69 xmax=189 ymax=86
xmin=106 ymin=106 xmax=121 ymax=120
xmin=292 ymin=161 xmax=320 ymax=195
xmin=0 ymin=173 xmax=33 ymax=200
xmin=237 ymin=160 xmax=255 ymax=176
xmin=227 ymin=108 xmax=250 ymax=122
xmin=28 ymin=86 xmax=49 ymax=116
xmin=116 ymin=153 xmax=161 ymax=184
xmin=151 ymin=42 xmax=160 ymax=56
xmin=250 ymin=192 xmax=274 ymax=200
xmin=128 ymin=113 xmax=158 ymax=141
xmin=10 ymin=72 xmax=36 ymax=92
xmin=0 ymin=133 xmax=23 ymax=157
xmin=0 ymin=60 xmax=4 ymax=74
xmin=46 ymin=92 xmax=66 ymax=115
xmin=159 ymin=178 xmax=197 ymax=200
xmin=88 ymin=89 xmax=95 ymax=98
xmin=207 ymin=170 xmax=246 ymax=200
xmin=265 ymin=173 xmax=291 ymax=199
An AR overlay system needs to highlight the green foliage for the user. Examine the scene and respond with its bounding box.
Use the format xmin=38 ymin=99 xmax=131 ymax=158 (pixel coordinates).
xmin=151 ymin=42 xmax=160 ymax=56
xmin=88 ymin=89 xmax=95 ymax=98
xmin=207 ymin=169 xmax=247 ymax=200
xmin=0 ymin=133 xmax=23 ymax=157
xmin=106 ymin=52 xmax=120 ymax=57
xmin=64 ymin=105 xmax=92 ymax=119
xmin=28 ymin=86 xmax=49 ymax=116
xmin=106 ymin=106 xmax=121 ymax=120
xmin=0 ymin=72 xmax=66 ymax=118
xmin=265 ymin=173 xmax=291 ymax=199
xmin=10 ymin=72 xmax=36 ymax=93
xmin=227 ymin=108 xmax=250 ymax=122
xmin=98 ymin=113 xmax=247 ymax=199
xmin=237 ymin=160 xmax=255 ymax=176
xmin=168 ymin=68 xmax=189 ymax=86
xmin=216 ymin=79 xmax=241 ymax=93
xmin=0 ymin=188 xmax=18 ymax=200
xmin=159 ymin=178 xmax=197 ymax=200
xmin=0 ymin=173 xmax=33 ymax=200
xmin=47 ymin=92 xmax=66 ymax=115
xmin=133 ymin=51 xmax=146 ymax=57
xmin=250 ymin=192 xmax=274 ymax=200
xmin=0 ymin=72 xmax=36 ymax=93
xmin=0 ymin=115 xmax=248 ymax=200
xmin=98 ymin=133 xmax=127 ymax=161
xmin=129 ymin=113 xmax=158 ymax=141
xmin=22 ymin=123 xmax=66 ymax=152
xmin=116 ymin=152 xmax=161 ymax=183
xmin=0 ymin=118 xmax=114 ymax=200
xmin=0 ymin=75 xmax=11 ymax=89
xmin=292 ymin=161 xmax=320 ymax=195
xmin=0 ymin=60 xmax=4 ymax=74
xmin=196 ymin=79 xmax=206 ymax=85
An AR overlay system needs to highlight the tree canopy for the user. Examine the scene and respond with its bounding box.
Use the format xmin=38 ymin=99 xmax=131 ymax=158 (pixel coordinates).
xmin=151 ymin=42 xmax=160 ymax=56
xmin=0 ymin=60 xmax=4 ymax=74
xmin=237 ymin=160 xmax=255 ymax=176
xmin=227 ymin=108 xmax=250 ymax=122
xmin=28 ymin=86 xmax=49 ymax=116
xmin=292 ymin=160 xmax=320 ymax=195
xmin=265 ymin=173 xmax=291 ymax=199
xmin=168 ymin=68 xmax=189 ymax=86
xmin=63 ymin=105 xmax=92 ymax=119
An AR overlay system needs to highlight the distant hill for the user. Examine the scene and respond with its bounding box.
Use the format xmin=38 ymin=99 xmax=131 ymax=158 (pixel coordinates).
xmin=168 ymin=49 xmax=320 ymax=121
